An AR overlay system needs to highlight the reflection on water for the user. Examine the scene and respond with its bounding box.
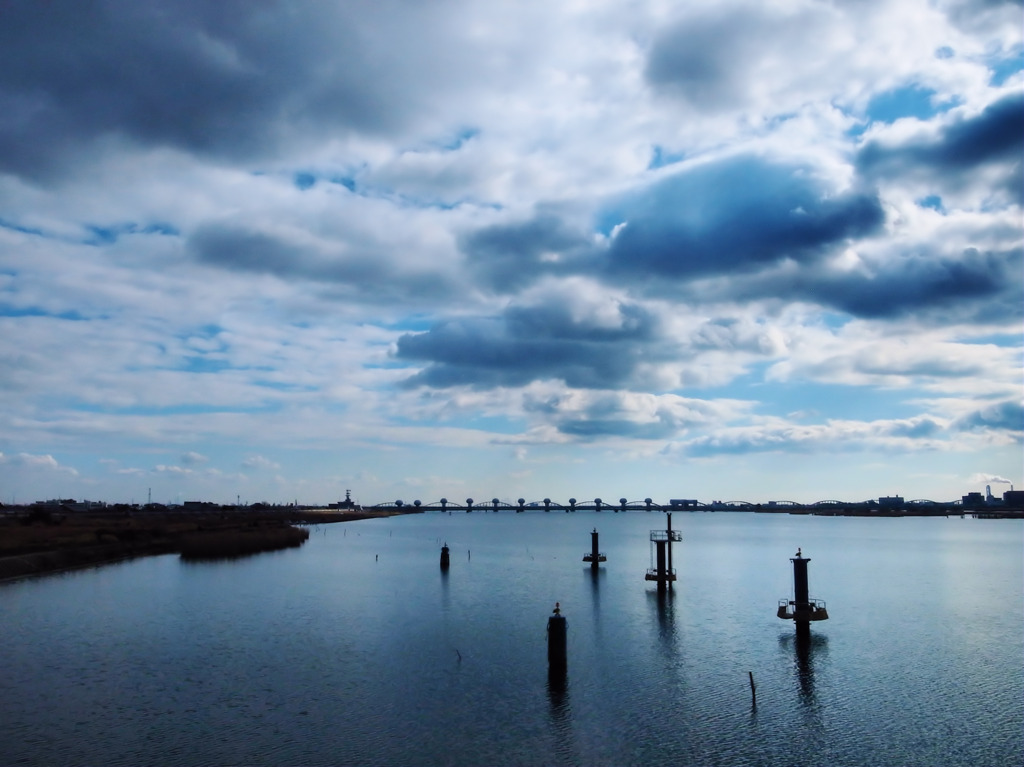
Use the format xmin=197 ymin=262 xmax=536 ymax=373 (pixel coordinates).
xmin=0 ymin=513 xmax=1020 ymax=767
xmin=546 ymin=667 xmax=575 ymax=766
xmin=778 ymin=630 xmax=829 ymax=703
xmin=648 ymin=588 xmax=678 ymax=654
xmin=586 ymin=566 xmax=604 ymax=643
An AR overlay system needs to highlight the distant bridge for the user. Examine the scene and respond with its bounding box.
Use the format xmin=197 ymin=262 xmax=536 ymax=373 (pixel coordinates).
xmin=365 ymin=496 xmax=985 ymax=515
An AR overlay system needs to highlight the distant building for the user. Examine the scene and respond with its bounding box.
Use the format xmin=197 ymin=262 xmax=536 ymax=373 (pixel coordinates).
xmin=1002 ymin=490 xmax=1023 ymax=509
xmin=961 ymin=492 xmax=985 ymax=509
xmin=878 ymin=496 xmax=905 ymax=508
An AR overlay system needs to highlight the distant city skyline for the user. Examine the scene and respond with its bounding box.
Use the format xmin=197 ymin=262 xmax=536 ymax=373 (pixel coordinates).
xmin=1 ymin=0 xmax=1021 ymax=505
xmin=15 ymin=487 xmax=1021 ymax=510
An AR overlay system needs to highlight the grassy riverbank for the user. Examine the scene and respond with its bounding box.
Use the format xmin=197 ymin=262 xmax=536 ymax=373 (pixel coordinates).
xmin=0 ymin=507 xmax=412 ymax=582
xmin=179 ymin=525 xmax=310 ymax=560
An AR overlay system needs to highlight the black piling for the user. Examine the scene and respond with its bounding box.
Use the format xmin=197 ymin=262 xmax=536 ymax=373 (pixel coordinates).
xmin=793 ymin=553 xmax=809 ymax=606
xmin=440 ymin=542 xmax=450 ymax=570
xmin=547 ymin=602 xmax=567 ymax=671
xmin=777 ymin=547 xmax=829 ymax=633
xmin=582 ymin=528 xmax=606 ymax=568
xmin=667 ymin=514 xmax=674 ymax=585
xmin=655 ymin=539 xmax=667 ymax=593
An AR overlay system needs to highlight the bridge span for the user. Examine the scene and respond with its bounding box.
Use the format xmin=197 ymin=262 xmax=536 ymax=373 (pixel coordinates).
xmin=364 ymin=496 xmax=993 ymax=516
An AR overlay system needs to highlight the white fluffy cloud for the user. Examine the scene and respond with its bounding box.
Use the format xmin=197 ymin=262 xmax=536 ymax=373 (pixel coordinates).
xmin=1 ymin=0 xmax=1020 ymax=504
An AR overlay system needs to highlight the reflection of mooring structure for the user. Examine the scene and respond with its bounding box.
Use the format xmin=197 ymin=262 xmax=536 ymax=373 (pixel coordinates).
xmin=582 ymin=528 xmax=607 ymax=569
xmin=645 ymin=513 xmax=681 ymax=592
xmin=777 ymin=548 xmax=829 ymax=636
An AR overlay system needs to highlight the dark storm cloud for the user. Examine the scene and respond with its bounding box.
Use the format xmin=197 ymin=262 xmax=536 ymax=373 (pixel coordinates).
xmin=460 ymin=214 xmax=594 ymax=292
xmin=857 ymin=92 xmax=1024 ymax=199
xmin=0 ymin=0 xmax=458 ymax=180
xmin=396 ymin=300 xmax=665 ymax=390
xmin=744 ymin=247 xmax=1023 ymax=321
xmin=604 ymin=157 xmax=884 ymax=281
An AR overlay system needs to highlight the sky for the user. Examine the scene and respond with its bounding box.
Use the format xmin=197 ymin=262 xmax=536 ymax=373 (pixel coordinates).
xmin=1 ymin=0 xmax=1021 ymax=507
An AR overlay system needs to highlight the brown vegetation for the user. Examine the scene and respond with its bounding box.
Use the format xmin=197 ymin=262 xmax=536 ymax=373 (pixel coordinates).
xmin=0 ymin=507 xmax=411 ymax=581
xmin=179 ymin=524 xmax=310 ymax=560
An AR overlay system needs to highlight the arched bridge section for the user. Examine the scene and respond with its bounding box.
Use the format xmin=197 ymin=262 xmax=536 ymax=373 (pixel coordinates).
xmin=363 ymin=496 xmax=970 ymax=514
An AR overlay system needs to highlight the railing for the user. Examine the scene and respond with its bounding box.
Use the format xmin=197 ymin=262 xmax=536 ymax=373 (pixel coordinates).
xmin=649 ymin=530 xmax=682 ymax=542
xmin=645 ymin=568 xmax=677 ymax=581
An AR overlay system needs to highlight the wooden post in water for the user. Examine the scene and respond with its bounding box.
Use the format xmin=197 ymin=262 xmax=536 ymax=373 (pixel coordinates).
xmin=749 ymin=671 xmax=756 ymax=705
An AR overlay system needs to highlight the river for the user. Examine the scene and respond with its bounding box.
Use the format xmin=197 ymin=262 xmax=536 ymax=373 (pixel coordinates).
xmin=1 ymin=511 xmax=1021 ymax=766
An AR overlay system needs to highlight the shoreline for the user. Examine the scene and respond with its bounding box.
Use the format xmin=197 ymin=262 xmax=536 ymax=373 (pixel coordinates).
xmin=0 ymin=508 xmax=414 ymax=584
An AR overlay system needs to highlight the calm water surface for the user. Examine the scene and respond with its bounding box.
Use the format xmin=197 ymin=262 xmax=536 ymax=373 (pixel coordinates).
xmin=1 ymin=512 xmax=1021 ymax=766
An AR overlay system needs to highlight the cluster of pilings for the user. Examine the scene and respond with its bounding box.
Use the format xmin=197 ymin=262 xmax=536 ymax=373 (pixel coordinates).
xmin=644 ymin=513 xmax=682 ymax=593
xmin=437 ymin=517 xmax=830 ymax=671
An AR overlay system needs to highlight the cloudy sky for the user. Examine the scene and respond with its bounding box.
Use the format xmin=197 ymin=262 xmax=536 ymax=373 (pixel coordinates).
xmin=1 ymin=0 xmax=1021 ymax=506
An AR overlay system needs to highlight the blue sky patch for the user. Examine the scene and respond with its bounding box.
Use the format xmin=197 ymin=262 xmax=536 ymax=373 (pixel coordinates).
xmin=865 ymin=85 xmax=946 ymax=124
xmin=701 ymin=374 xmax=921 ymax=424
xmin=436 ymin=127 xmax=480 ymax=151
xmin=331 ymin=175 xmax=357 ymax=191
xmin=179 ymin=356 xmax=232 ymax=374
xmin=988 ymin=47 xmax=1023 ymax=86
xmin=382 ymin=316 xmax=435 ymax=332
xmin=82 ymin=222 xmax=179 ymax=245
xmin=648 ymin=145 xmax=686 ymax=170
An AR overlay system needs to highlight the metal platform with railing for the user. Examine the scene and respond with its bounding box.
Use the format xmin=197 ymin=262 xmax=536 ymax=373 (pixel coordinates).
xmin=777 ymin=598 xmax=829 ymax=621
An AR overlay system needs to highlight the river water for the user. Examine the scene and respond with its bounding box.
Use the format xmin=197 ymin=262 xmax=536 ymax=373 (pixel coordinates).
xmin=1 ymin=511 xmax=1021 ymax=766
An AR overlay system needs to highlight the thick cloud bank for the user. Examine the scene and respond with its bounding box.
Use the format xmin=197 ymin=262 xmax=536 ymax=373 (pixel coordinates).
xmin=0 ymin=0 xmax=1020 ymax=503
